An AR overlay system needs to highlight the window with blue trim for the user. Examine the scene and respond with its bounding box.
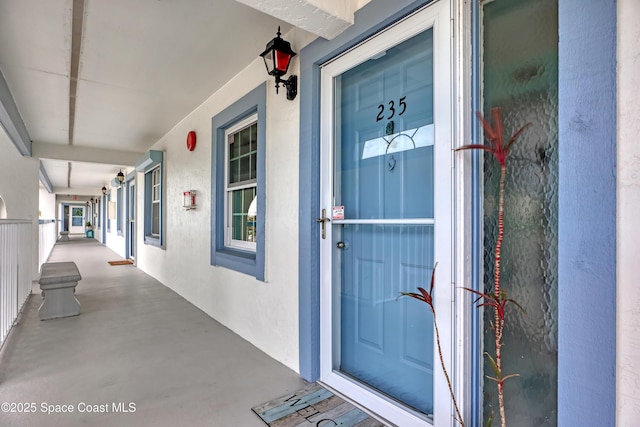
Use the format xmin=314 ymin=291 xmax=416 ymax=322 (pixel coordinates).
xmin=211 ymin=83 xmax=266 ymax=280
xmin=107 ymin=194 xmax=111 ymax=232
xmin=144 ymin=165 xmax=163 ymax=247
xmin=117 ymin=186 xmax=123 ymax=235
xmin=134 ymin=150 xmax=164 ymax=248
xmin=96 ymin=199 xmax=101 ymax=227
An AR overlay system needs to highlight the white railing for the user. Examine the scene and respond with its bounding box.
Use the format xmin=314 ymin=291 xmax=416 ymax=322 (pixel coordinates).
xmin=0 ymin=220 xmax=33 ymax=349
xmin=39 ymin=219 xmax=57 ymax=269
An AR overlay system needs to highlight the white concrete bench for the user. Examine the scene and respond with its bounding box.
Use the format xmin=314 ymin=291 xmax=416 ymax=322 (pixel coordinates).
xmin=38 ymin=262 xmax=81 ymax=321
xmin=59 ymin=231 xmax=70 ymax=241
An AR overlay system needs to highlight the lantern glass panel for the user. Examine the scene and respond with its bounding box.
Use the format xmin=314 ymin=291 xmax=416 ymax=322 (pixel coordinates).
xmin=274 ymin=50 xmax=291 ymax=73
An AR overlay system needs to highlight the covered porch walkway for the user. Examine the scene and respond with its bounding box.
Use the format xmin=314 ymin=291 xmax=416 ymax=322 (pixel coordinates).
xmin=0 ymin=237 xmax=306 ymax=426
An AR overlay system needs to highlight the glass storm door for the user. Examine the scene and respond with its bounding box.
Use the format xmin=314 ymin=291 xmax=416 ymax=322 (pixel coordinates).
xmin=319 ymin=3 xmax=453 ymax=426
xmin=69 ymin=206 xmax=85 ymax=234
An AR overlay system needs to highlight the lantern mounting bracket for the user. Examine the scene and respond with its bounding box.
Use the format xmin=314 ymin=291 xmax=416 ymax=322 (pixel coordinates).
xmin=275 ymin=75 xmax=297 ymax=101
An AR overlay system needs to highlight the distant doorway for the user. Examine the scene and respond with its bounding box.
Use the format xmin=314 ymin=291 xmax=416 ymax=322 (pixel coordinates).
xmin=69 ymin=206 xmax=85 ymax=234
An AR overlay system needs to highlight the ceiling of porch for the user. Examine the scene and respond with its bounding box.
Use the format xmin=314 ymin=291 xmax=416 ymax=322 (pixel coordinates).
xmin=0 ymin=0 xmax=367 ymax=197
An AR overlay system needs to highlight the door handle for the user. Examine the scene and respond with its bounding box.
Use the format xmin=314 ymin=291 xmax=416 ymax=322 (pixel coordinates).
xmin=316 ymin=208 xmax=331 ymax=239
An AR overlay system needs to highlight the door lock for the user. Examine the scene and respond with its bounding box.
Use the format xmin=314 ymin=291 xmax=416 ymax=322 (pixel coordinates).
xmin=316 ymin=208 xmax=331 ymax=239
xmin=336 ymin=241 xmax=346 ymax=249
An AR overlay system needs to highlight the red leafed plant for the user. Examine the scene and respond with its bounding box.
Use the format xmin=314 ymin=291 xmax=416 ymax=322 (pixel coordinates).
xmin=401 ymin=107 xmax=530 ymax=427
xmin=400 ymin=263 xmax=465 ymax=427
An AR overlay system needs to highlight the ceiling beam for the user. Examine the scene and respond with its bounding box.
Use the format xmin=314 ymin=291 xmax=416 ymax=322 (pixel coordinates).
xmin=235 ymin=0 xmax=360 ymax=40
xmin=39 ymin=161 xmax=54 ymax=193
xmin=0 ymin=69 xmax=32 ymax=156
xmin=55 ymin=187 xmax=107 ymax=197
xmin=32 ymin=142 xmax=143 ymax=166
xmin=68 ymin=0 xmax=85 ymax=146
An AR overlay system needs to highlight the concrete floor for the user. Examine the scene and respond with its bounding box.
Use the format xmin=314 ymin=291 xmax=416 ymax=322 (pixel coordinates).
xmin=0 ymin=237 xmax=307 ymax=426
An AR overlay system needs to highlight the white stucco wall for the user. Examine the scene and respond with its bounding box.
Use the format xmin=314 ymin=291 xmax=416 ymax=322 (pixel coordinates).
xmin=38 ymin=186 xmax=56 ymax=219
xmin=0 ymin=129 xmax=41 ymax=278
xmin=104 ymin=185 xmax=127 ymax=258
xmin=617 ymin=0 xmax=640 ymax=423
xmin=135 ymin=29 xmax=315 ymax=372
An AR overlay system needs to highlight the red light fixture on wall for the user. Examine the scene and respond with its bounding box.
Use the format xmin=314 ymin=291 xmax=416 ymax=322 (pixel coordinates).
xmin=186 ymin=131 xmax=196 ymax=151
xmin=260 ymin=27 xmax=297 ymax=101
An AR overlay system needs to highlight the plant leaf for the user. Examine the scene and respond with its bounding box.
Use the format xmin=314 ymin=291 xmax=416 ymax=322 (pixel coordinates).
xmin=487 ymin=411 xmax=494 ymax=427
xmin=484 ymin=352 xmax=501 ymax=380
xmin=505 ymin=298 xmax=527 ymax=315
xmin=455 ymin=144 xmax=494 ymax=152
xmin=476 ymin=110 xmax=498 ymax=141
xmin=501 ymin=373 xmax=520 ymax=382
xmin=490 ymin=107 xmax=504 ymax=149
xmin=429 ymin=262 xmax=438 ymax=295
xmin=504 ymin=122 xmax=532 ymax=154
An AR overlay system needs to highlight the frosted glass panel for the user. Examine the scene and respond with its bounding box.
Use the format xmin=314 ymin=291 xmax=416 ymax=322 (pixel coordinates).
xmin=482 ymin=0 xmax=558 ymax=425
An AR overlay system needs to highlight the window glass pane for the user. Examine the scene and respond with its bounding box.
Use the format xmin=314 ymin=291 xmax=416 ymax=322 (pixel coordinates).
xmin=152 ymin=202 xmax=160 ymax=235
xmin=482 ymin=0 xmax=558 ymax=424
xmin=239 ymin=156 xmax=251 ymax=182
xmin=250 ymin=153 xmax=257 ymax=180
xmin=232 ymin=214 xmax=244 ymax=241
xmin=229 ymin=134 xmax=239 ymax=158
xmin=250 ymin=124 xmax=257 ymax=151
xmin=243 ymin=188 xmax=255 ymax=214
xmin=229 ymin=159 xmax=240 ymax=184
xmin=239 ymin=126 xmax=251 ymax=155
xmin=230 ymin=187 xmax=256 ymax=243
xmin=232 ymin=189 xmax=243 ymax=213
xmin=228 ymin=122 xmax=258 ymax=186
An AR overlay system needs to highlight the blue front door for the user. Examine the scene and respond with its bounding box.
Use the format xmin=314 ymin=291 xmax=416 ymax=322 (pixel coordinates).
xmin=320 ymin=3 xmax=453 ymax=424
xmin=338 ymin=27 xmax=435 ymax=415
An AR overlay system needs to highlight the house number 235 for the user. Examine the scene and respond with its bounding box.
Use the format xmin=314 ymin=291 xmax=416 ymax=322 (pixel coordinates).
xmin=376 ymin=96 xmax=407 ymax=122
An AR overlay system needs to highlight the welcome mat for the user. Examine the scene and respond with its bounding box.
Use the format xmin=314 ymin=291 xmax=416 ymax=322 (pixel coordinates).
xmin=252 ymin=383 xmax=386 ymax=427
xmin=108 ymin=260 xmax=133 ymax=266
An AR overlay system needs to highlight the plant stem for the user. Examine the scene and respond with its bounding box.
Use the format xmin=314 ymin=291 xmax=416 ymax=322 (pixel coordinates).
xmin=495 ymin=164 xmax=506 ymax=427
xmin=433 ymin=312 xmax=465 ymax=427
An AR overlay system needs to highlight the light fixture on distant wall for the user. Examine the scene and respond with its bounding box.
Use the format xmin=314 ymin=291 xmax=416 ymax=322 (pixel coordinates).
xmin=117 ymin=169 xmax=125 ymax=184
xmin=101 ymin=186 xmax=107 ymax=195
xmin=260 ymin=27 xmax=297 ymax=101
xmin=90 ymin=198 xmax=94 ymax=203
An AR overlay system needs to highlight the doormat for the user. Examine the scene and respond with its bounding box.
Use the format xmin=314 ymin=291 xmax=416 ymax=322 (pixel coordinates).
xmin=108 ymin=260 xmax=133 ymax=266
xmin=252 ymin=383 xmax=386 ymax=427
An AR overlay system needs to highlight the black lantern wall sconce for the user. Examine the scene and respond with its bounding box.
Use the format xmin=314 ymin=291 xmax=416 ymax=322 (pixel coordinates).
xmin=260 ymin=27 xmax=297 ymax=101
xmin=116 ymin=169 xmax=125 ymax=185
xmin=101 ymin=186 xmax=107 ymax=195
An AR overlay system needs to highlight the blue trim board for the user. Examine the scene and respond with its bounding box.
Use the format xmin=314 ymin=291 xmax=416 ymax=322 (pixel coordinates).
xmin=470 ymin=1 xmax=482 ymax=425
xmin=297 ymin=0 xmax=433 ymax=382
xmin=39 ymin=162 xmax=54 ymax=193
xmin=210 ymin=83 xmax=266 ymax=281
xmin=0 ymin=68 xmax=31 ymax=156
xmin=135 ymin=150 xmax=163 ymax=172
xmin=558 ymin=0 xmax=616 ymax=425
